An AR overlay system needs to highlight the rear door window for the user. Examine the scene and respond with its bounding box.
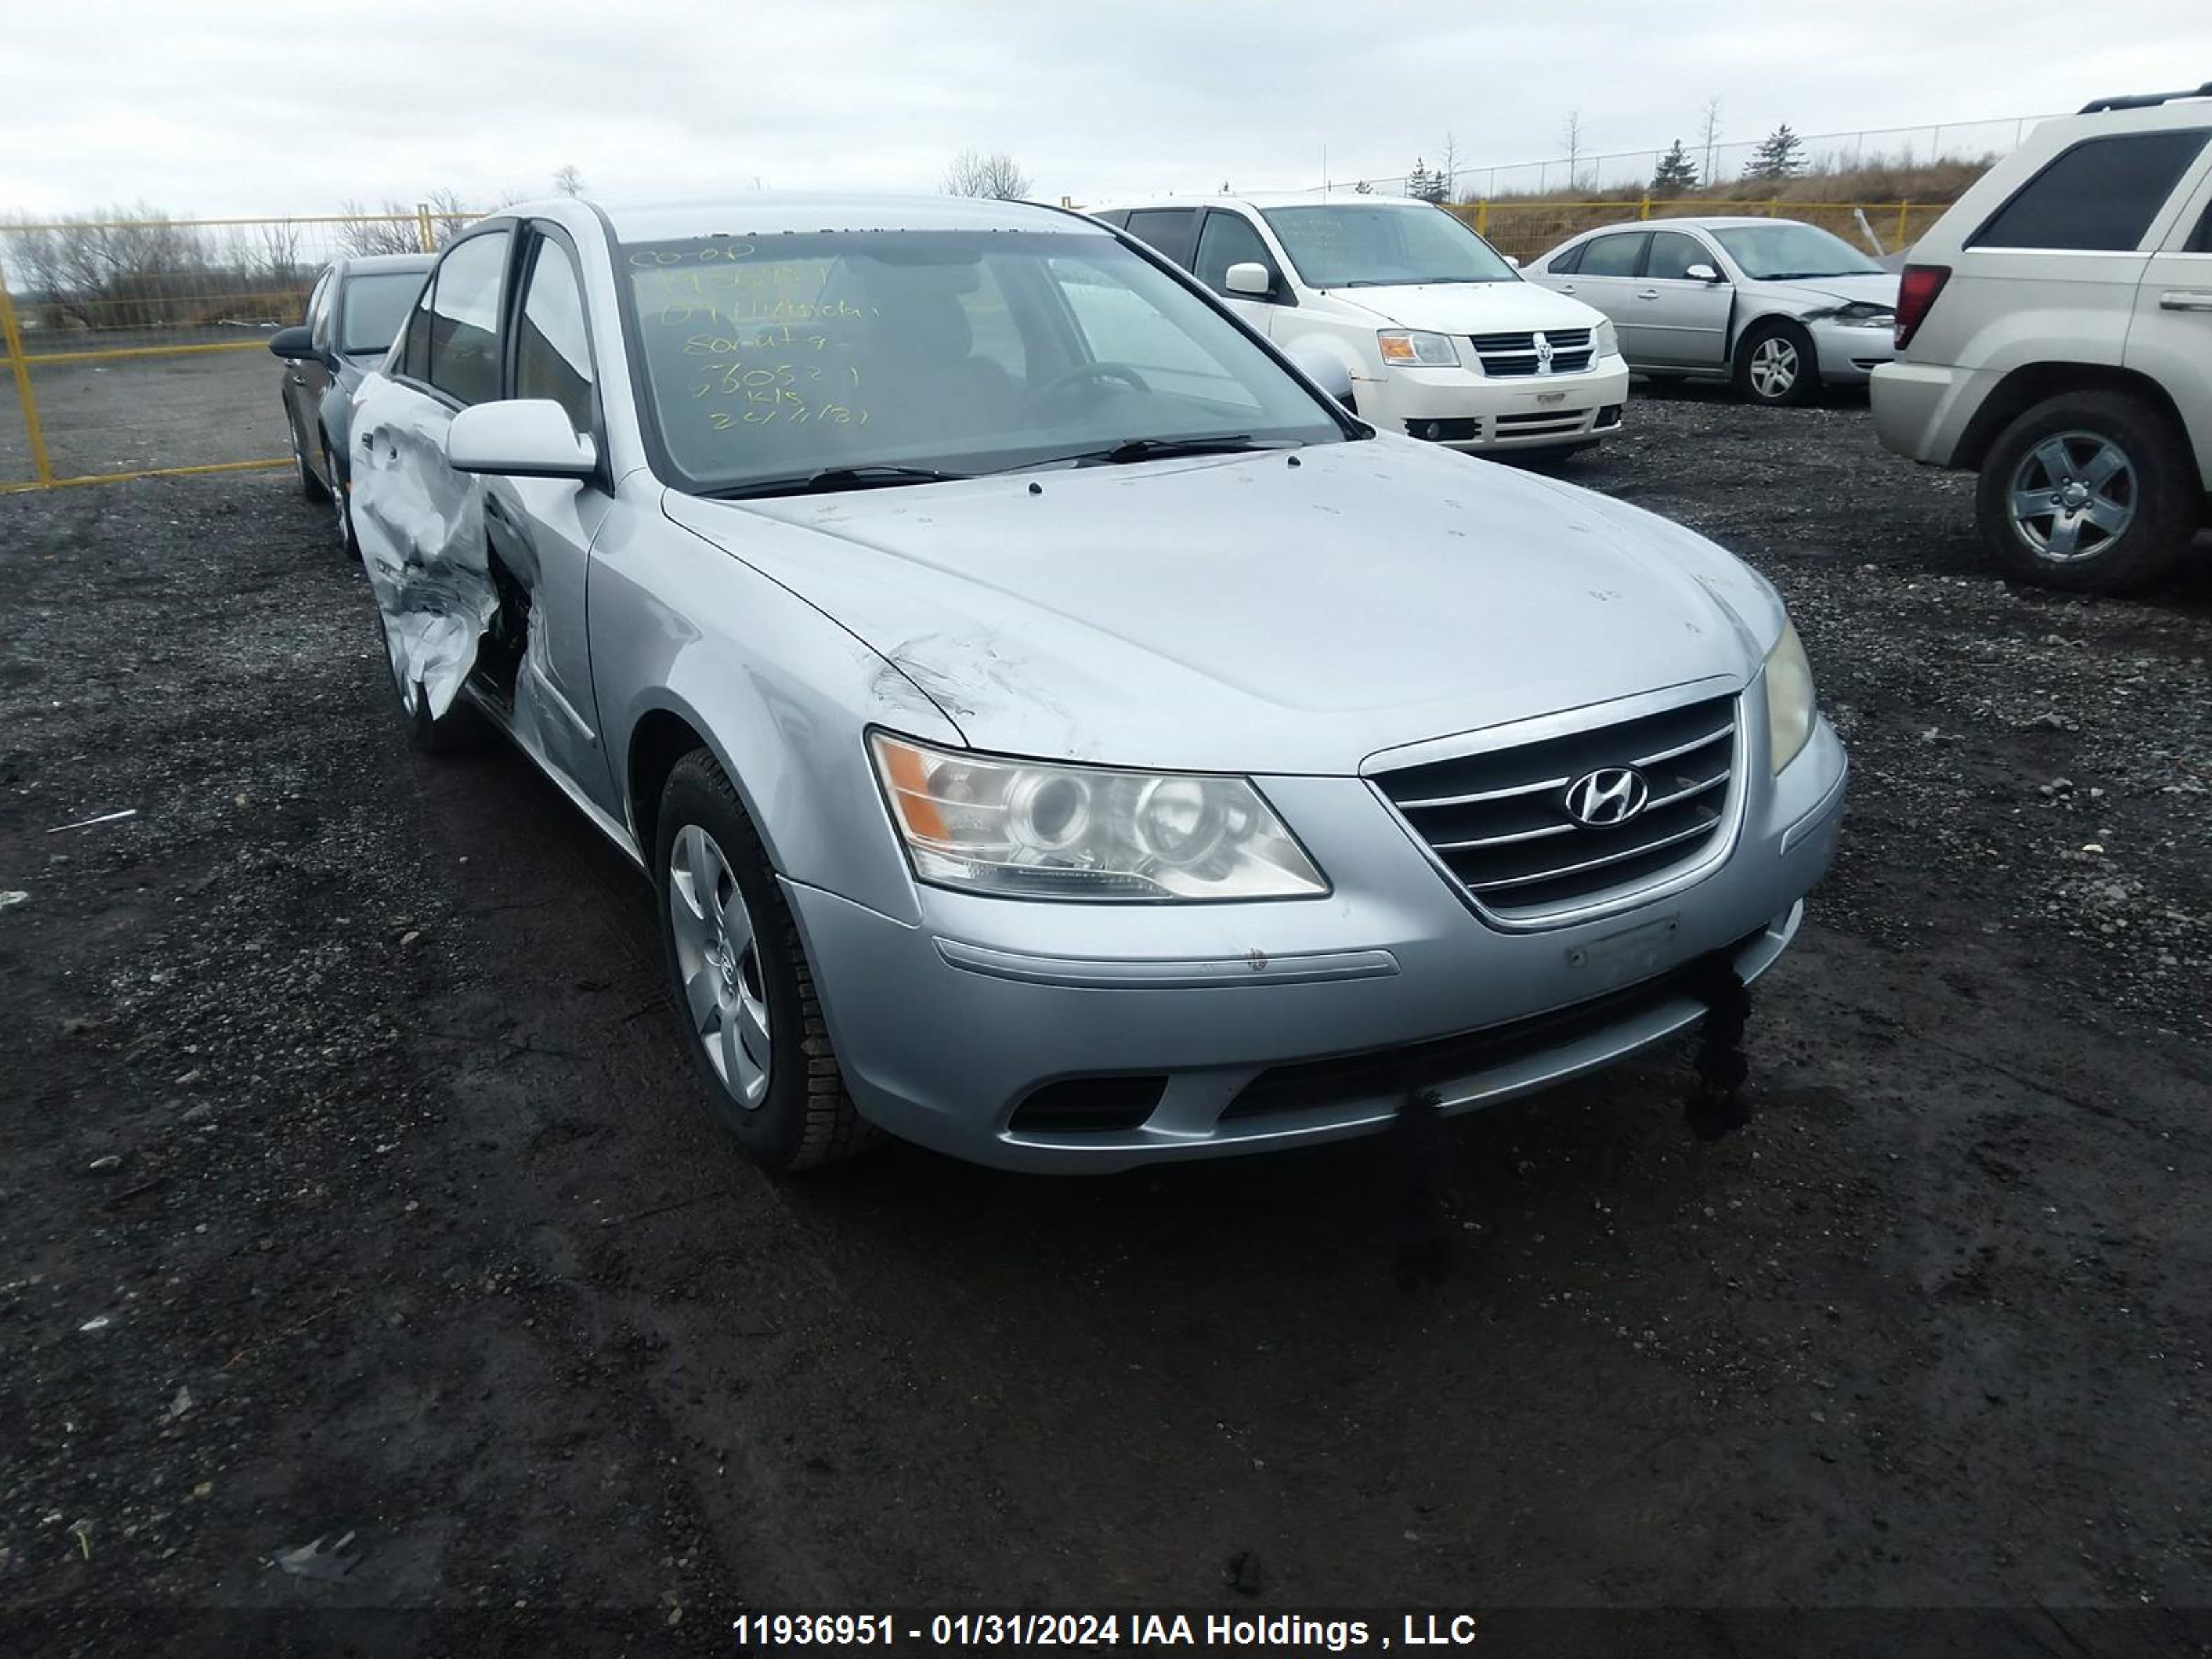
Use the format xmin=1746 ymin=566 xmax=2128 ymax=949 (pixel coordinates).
xmin=1970 ymin=130 xmax=2211 ymax=252
xmin=426 ymin=229 xmax=513 ymax=406
xmin=1122 ymin=208 xmax=1199 ymax=269
xmin=1577 ymin=232 xmax=1648 ymax=278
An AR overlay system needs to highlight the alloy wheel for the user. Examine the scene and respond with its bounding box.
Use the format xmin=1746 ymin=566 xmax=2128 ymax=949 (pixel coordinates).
xmin=666 ymin=823 xmax=772 ymax=1109
xmin=2007 ymin=432 xmax=2136 ymax=563
xmin=1747 ymin=336 xmax=1799 ymax=400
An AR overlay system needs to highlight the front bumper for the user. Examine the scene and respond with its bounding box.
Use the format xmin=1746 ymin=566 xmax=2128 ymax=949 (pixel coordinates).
xmin=1805 ymin=318 xmax=1897 ymax=385
xmin=1367 ymin=357 xmax=1632 ymax=452
xmin=785 ymin=712 xmax=1847 ymax=1172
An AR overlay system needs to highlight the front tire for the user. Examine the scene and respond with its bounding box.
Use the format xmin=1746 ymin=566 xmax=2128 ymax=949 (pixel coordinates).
xmin=654 ymin=750 xmax=872 ymax=1172
xmin=288 ymin=408 xmax=329 ymax=501
xmin=1734 ymin=320 xmax=1819 ymax=407
xmin=324 ymin=441 xmax=360 ymax=559
xmin=1974 ymin=391 xmax=2199 ymax=594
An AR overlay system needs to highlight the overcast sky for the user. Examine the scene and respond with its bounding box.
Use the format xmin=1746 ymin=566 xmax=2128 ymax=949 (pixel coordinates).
xmin=8 ymin=0 xmax=2211 ymax=217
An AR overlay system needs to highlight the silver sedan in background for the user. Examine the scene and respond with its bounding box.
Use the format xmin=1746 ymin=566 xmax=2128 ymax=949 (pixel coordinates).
xmin=346 ymin=192 xmax=1846 ymax=1174
xmin=1524 ymin=217 xmax=1900 ymax=406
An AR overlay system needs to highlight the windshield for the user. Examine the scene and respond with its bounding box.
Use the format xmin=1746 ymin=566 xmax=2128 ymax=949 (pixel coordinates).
xmin=1710 ymin=223 xmax=1884 ymax=281
xmin=618 ymin=228 xmax=1347 ymax=495
xmin=1259 ymin=203 xmax=1519 ymax=288
xmin=340 ymin=271 xmax=427 ymax=355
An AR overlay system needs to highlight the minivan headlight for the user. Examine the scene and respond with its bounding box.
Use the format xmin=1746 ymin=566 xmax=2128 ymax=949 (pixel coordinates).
xmin=1764 ymin=621 xmax=1817 ymax=773
xmin=1593 ymin=317 xmax=1621 ymax=358
xmin=1377 ymin=330 xmax=1460 ymax=368
xmin=870 ymin=733 xmax=1327 ymax=901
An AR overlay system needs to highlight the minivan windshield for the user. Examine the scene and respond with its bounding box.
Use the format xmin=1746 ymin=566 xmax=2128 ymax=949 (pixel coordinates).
xmin=617 ymin=228 xmax=1348 ymax=496
xmin=1259 ymin=203 xmax=1519 ymax=288
xmin=339 ymin=272 xmax=427 ymax=356
xmin=1710 ymin=223 xmax=1884 ymax=281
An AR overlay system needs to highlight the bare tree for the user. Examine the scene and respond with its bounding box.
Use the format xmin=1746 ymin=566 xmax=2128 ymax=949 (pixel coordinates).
xmin=1699 ymin=97 xmax=1724 ymax=186
xmin=1559 ymin=111 xmax=1586 ymax=192
xmin=0 ymin=204 xmax=225 ymax=332
xmin=337 ymin=198 xmax=422 ymax=257
xmin=942 ymin=149 xmax=1033 ymax=200
xmin=427 ymin=189 xmax=483 ymax=248
xmin=553 ymin=165 xmax=585 ymax=198
xmin=257 ymin=220 xmax=302 ymax=286
xmin=1436 ymin=130 xmax=1465 ymax=203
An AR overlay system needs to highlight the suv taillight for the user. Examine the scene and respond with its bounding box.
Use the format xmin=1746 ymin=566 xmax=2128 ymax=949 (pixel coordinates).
xmin=1894 ymin=264 xmax=1951 ymax=351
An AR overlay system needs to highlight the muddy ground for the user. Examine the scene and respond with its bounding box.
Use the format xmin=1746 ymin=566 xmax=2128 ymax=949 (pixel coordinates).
xmin=3 ymin=388 xmax=2210 ymax=1656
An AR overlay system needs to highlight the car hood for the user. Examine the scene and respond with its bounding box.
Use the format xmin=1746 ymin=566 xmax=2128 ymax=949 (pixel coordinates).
xmin=661 ymin=440 xmax=1784 ymax=775
xmin=1324 ymin=281 xmax=1607 ymax=335
xmin=1749 ymin=271 xmax=1900 ymax=310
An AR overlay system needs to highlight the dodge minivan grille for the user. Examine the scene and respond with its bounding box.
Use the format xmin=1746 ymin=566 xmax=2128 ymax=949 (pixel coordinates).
xmin=1469 ymin=328 xmax=1595 ymax=377
xmin=1374 ymin=693 xmax=1739 ymax=923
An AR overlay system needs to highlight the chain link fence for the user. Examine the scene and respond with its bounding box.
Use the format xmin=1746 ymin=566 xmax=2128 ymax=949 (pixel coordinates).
xmin=0 ymin=207 xmax=476 ymax=490
xmin=1324 ymin=111 xmax=2061 ymax=201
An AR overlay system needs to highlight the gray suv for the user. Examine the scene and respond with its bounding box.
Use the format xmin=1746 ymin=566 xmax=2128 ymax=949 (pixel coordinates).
xmin=345 ymin=193 xmax=1848 ymax=1173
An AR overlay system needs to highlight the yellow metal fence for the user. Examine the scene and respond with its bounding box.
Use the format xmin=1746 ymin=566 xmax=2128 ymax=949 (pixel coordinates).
xmin=0 ymin=207 xmax=474 ymax=491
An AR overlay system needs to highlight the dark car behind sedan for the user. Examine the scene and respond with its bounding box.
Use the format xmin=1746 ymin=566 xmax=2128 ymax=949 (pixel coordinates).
xmin=268 ymin=253 xmax=431 ymax=551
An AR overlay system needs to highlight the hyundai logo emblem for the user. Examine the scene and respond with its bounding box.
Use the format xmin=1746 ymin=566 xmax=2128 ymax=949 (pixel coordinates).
xmin=1564 ymin=767 xmax=1649 ymax=827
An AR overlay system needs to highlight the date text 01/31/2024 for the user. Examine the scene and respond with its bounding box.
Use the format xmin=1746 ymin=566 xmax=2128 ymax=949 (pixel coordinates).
xmin=729 ymin=1612 xmax=1483 ymax=1649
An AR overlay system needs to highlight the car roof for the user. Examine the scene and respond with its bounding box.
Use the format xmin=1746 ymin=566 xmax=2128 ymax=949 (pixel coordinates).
xmin=494 ymin=192 xmax=1107 ymax=244
xmin=1094 ymin=192 xmax=1439 ymax=214
xmin=339 ymin=252 xmax=434 ymax=274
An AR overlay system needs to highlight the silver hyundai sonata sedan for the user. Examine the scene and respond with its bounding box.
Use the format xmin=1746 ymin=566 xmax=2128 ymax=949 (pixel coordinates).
xmin=346 ymin=192 xmax=1846 ymax=1174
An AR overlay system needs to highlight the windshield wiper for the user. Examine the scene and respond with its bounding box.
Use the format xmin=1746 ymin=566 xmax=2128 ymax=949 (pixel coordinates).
xmin=705 ymin=464 xmax=971 ymax=500
xmin=1028 ymin=435 xmax=1280 ymax=469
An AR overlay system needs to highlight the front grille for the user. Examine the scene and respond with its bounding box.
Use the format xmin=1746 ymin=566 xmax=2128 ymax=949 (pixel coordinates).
xmin=1469 ymin=328 xmax=1595 ymax=378
xmin=1221 ymin=928 xmax=1764 ymax=1121
xmin=1373 ymin=693 xmax=1739 ymax=923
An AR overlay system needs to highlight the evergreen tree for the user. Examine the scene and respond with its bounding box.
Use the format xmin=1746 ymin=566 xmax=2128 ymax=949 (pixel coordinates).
xmin=1745 ymin=124 xmax=1806 ymax=182
xmin=1405 ymin=158 xmax=1447 ymax=205
xmin=1649 ymin=139 xmax=1700 ymax=196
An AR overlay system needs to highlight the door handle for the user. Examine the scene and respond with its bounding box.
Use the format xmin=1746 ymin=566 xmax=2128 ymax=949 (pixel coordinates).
xmin=1635 ymin=288 xmax=1660 ymax=300
xmin=1558 ymin=283 xmax=1575 ymax=293
xmin=289 ymin=373 xmax=306 ymax=385
xmin=2159 ymin=290 xmax=2212 ymax=312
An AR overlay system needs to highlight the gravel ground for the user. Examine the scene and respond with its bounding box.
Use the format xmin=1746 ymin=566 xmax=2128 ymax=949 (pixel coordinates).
xmin=3 ymin=388 xmax=2210 ymax=1656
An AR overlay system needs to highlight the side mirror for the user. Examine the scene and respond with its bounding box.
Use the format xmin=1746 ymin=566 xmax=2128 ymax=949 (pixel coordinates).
xmin=1224 ymin=261 xmax=1274 ymax=299
xmin=1503 ymin=255 xmax=1523 ymax=270
xmin=268 ymin=325 xmax=315 ymax=362
xmin=1686 ymin=263 xmax=1723 ymax=283
xmin=445 ymin=400 xmax=598 ymax=480
xmin=1286 ymin=348 xmax=1354 ymax=408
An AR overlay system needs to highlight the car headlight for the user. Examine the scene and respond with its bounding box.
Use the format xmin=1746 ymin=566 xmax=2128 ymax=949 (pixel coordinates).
xmin=1377 ymin=329 xmax=1459 ymax=368
xmin=1763 ymin=621 xmax=1817 ymax=773
xmin=870 ymin=733 xmax=1327 ymax=901
xmin=1830 ymin=302 xmax=1896 ymax=330
xmin=1593 ymin=317 xmax=1620 ymax=358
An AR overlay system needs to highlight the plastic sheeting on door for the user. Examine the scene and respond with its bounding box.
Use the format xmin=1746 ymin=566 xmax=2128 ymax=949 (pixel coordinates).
xmin=348 ymin=378 xmax=494 ymax=720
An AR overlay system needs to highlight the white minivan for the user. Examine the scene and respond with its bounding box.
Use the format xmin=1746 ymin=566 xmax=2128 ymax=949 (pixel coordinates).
xmin=1094 ymin=195 xmax=1630 ymax=460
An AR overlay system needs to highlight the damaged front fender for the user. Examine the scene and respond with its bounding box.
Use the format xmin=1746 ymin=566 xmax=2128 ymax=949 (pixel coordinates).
xmin=349 ymin=376 xmax=494 ymax=719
